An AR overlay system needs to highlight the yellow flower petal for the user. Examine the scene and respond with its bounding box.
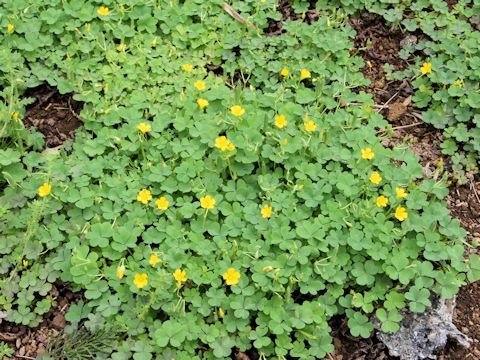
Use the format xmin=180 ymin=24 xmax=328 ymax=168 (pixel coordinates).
xmin=420 ymin=62 xmax=432 ymax=75
xmin=133 ymin=273 xmax=148 ymax=288
xmin=155 ymin=196 xmax=170 ymax=210
xmin=194 ymin=80 xmax=206 ymax=90
xmin=369 ymin=172 xmax=382 ymax=185
xmin=149 ymin=254 xmax=160 ymax=267
xmin=361 ymin=147 xmax=375 ymax=160
xmin=214 ymin=136 xmax=235 ymax=152
xmin=395 ymin=207 xmax=408 ymax=221
xmin=261 ymin=204 xmax=272 ymax=219
xmin=396 ymin=187 xmax=408 ymax=199
xmin=304 ymin=113 xmax=316 ymax=132
xmin=376 ymin=195 xmax=388 ymax=207
xmin=200 ymin=195 xmax=216 ymax=209
xmin=173 ymin=268 xmax=187 ymax=283
xmin=137 ymin=189 xmax=152 ymax=204
xmin=97 ymin=6 xmax=110 ymax=16
xmin=137 ymin=123 xmax=151 ymax=133
xmin=38 ymin=183 xmax=52 ymax=197
xmin=197 ymin=98 xmax=209 ymax=109
xmin=300 ymin=68 xmax=311 ymax=80
xmin=230 ymin=105 xmax=245 ymax=117
xmin=116 ymin=265 xmax=125 ymax=279
xmin=274 ymin=114 xmax=287 ymax=129
xmin=222 ymin=267 xmax=240 ymax=286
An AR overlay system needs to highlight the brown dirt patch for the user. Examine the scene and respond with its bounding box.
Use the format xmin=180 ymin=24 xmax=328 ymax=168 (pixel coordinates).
xmin=350 ymin=13 xmax=414 ymax=99
xmin=329 ymin=317 xmax=393 ymax=359
xmin=446 ymin=0 xmax=459 ymax=10
xmin=264 ymin=0 xmax=319 ymax=36
xmin=443 ymin=281 xmax=480 ymax=359
xmin=447 ymin=183 xmax=480 ymax=241
xmin=24 ymin=85 xmax=83 ymax=148
xmin=0 ymin=282 xmax=82 ymax=359
xmin=349 ymin=13 xmax=441 ymax=168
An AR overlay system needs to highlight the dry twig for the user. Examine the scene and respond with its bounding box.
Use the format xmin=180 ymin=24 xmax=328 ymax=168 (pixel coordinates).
xmin=220 ymin=3 xmax=257 ymax=29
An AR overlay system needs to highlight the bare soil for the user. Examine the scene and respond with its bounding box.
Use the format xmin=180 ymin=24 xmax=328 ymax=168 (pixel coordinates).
xmin=24 ymin=85 xmax=83 ymax=148
xmin=0 ymin=282 xmax=82 ymax=358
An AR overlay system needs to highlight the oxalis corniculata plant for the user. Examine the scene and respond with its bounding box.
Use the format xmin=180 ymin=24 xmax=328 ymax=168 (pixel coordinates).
xmin=0 ymin=1 xmax=479 ymax=359
xmin=326 ymin=0 xmax=480 ymax=184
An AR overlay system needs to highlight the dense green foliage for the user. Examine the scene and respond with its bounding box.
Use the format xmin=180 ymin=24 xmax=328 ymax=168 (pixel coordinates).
xmin=1 ymin=1 xmax=479 ymax=359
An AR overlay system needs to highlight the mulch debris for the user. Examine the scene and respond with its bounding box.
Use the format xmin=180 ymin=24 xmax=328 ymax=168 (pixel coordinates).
xmin=24 ymin=85 xmax=83 ymax=148
xmin=0 ymin=282 xmax=82 ymax=359
xmin=264 ymin=0 xmax=319 ymax=36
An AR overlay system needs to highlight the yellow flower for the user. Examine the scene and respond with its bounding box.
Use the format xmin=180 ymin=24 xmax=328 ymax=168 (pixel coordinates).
xmin=173 ymin=268 xmax=187 ymax=283
xmin=155 ymin=196 xmax=170 ymax=210
xmin=149 ymin=254 xmax=160 ymax=267
xmin=137 ymin=189 xmax=152 ymax=204
xmin=420 ymin=62 xmax=432 ymax=75
xmin=261 ymin=204 xmax=272 ymax=219
xmin=395 ymin=207 xmax=408 ymax=221
xmin=133 ymin=273 xmax=148 ymax=289
xmin=376 ymin=195 xmax=388 ymax=207
xmin=369 ymin=172 xmax=382 ymax=185
xmin=116 ymin=265 xmax=125 ymax=279
xmin=38 ymin=183 xmax=52 ymax=197
xmin=119 ymin=4 xmax=125 ymax=12
xmin=197 ymin=98 xmax=209 ymax=109
xmin=274 ymin=114 xmax=287 ymax=129
xmin=23 ymin=259 xmax=29 ymax=267
xmin=230 ymin=105 xmax=245 ymax=117
xmin=361 ymin=147 xmax=375 ymax=160
xmin=280 ymin=68 xmax=289 ymax=77
xmin=194 ymin=80 xmax=206 ymax=90
xmin=454 ymin=79 xmax=463 ymax=87
xmin=218 ymin=307 xmax=225 ymax=318
xmin=137 ymin=122 xmax=151 ymax=133
xmin=97 ymin=6 xmax=110 ymax=16
xmin=200 ymin=195 xmax=216 ymax=209
xmin=303 ymin=113 xmax=316 ymax=132
xmin=182 ymin=63 xmax=193 ymax=72
xmin=66 ymin=53 xmax=72 ymax=61
xmin=263 ymin=265 xmax=273 ymax=272
xmin=396 ymin=187 xmax=408 ymax=199
xmin=150 ymin=39 xmax=157 ymax=48
xmin=11 ymin=111 xmax=19 ymax=122
xmin=116 ymin=42 xmax=126 ymax=52
xmin=300 ymin=68 xmax=311 ymax=80
xmin=215 ymin=136 xmax=235 ymax=152
xmin=7 ymin=23 xmax=14 ymax=33
xmin=223 ymin=267 xmax=240 ymax=286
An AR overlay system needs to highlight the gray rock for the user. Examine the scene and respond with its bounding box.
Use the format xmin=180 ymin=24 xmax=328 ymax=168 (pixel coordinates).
xmin=375 ymin=296 xmax=471 ymax=360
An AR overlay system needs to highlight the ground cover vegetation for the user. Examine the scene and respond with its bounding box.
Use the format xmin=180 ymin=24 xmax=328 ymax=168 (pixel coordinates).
xmin=0 ymin=0 xmax=479 ymax=359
